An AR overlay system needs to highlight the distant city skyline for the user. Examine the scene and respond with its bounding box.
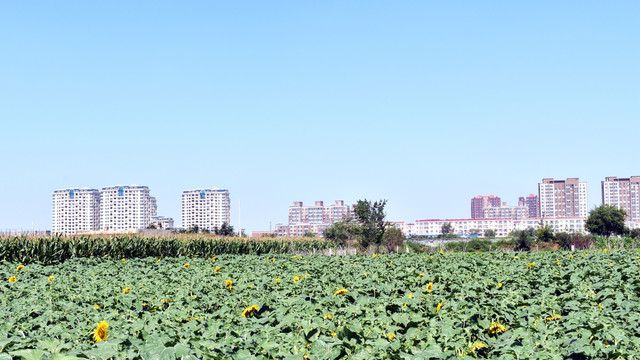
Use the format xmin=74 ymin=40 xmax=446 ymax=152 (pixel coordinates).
xmin=1 ymin=1 xmax=639 ymax=232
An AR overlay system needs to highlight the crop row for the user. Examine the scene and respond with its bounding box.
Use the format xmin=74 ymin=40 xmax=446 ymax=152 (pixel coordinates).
xmin=0 ymin=235 xmax=335 ymax=265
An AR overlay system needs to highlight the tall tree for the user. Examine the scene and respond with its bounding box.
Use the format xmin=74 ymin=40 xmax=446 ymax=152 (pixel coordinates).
xmin=441 ymin=222 xmax=454 ymax=236
xmin=585 ymin=204 xmax=627 ymax=237
xmin=215 ymin=222 xmax=235 ymax=236
xmin=324 ymin=218 xmax=361 ymax=247
xmin=354 ymin=199 xmax=387 ymax=250
xmin=534 ymin=224 xmax=554 ymax=242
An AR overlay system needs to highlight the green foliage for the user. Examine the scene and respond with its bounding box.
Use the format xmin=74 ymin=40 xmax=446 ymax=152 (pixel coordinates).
xmin=382 ymin=226 xmax=405 ymax=253
xmin=440 ymin=222 xmax=454 ymax=236
xmin=303 ymin=232 xmax=316 ymax=237
xmin=324 ymin=218 xmax=361 ymax=247
xmin=555 ymin=232 xmax=573 ymax=250
xmin=483 ymin=229 xmax=496 ymax=238
xmin=585 ymin=204 xmax=627 ymax=237
xmin=353 ymin=199 xmax=387 ymax=250
xmin=214 ymin=222 xmax=235 ymax=236
xmin=3 ymin=251 xmax=640 ymax=358
xmin=0 ymin=235 xmax=335 ymax=265
xmin=514 ymin=230 xmax=532 ymax=251
xmin=534 ymin=224 xmax=554 ymax=242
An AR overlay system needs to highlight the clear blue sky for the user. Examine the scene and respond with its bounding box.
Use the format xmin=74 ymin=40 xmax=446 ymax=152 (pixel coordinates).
xmin=1 ymin=1 xmax=639 ymax=233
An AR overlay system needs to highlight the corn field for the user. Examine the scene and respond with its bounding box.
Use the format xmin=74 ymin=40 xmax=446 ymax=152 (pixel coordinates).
xmin=0 ymin=235 xmax=335 ymax=265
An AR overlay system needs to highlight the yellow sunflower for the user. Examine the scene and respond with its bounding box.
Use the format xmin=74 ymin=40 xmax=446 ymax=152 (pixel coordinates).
xmin=426 ymin=282 xmax=433 ymax=293
xmin=226 ymin=280 xmax=233 ymax=289
xmin=122 ymin=287 xmax=130 ymax=294
xmin=48 ymin=275 xmax=55 ymax=282
xmin=8 ymin=276 xmax=17 ymax=283
xmin=184 ymin=263 xmax=190 ymax=268
xmin=387 ymin=333 xmax=396 ymax=341
xmin=214 ymin=267 xmax=221 ymax=272
xmin=16 ymin=265 xmax=24 ymax=272
xmin=241 ymin=305 xmax=259 ymax=317
xmin=334 ymin=288 xmax=347 ymax=296
xmin=93 ymin=321 xmax=108 ymax=342
xmin=488 ymin=322 xmax=508 ymax=335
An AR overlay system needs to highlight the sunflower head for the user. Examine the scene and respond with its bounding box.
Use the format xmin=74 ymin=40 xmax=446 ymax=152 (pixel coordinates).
xmin=48 ymin=275 xmax=55 ymax=282
xmin=122 ymin=287 xmax=130 ymax=294
xmin=93 ymin=321 xmax=109 ymax=342
xmin=16 ymin=265 xmax=24 ymax=272
xmin=488 ymin=322 xmax=508 ymax=335
xmin=426 ymin=282 xmax=433 ymax=293
xmin=8 ymin=276 xmax=17 ymax=283
xmin=226 ymin=280 xmax=233 ymax=289
xmin=241 ymin=305 xmax=259 ymax=317
xmin=293 ymin=276 xmax=301 ymax=282
xmin=184 ymin=263 xmax=190 ymax=268
xmin=333 ymin=288 xmax=347 ymax=296
xmin=214 ymin=267 xmax=221 ymax=272
xmin=436 ymin=302 xmax=444 ymax=313
xmin=387 ymin=333 xmax=396 ymax=341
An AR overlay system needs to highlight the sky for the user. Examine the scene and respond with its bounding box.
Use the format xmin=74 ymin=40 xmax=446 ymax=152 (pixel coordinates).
xmin=1 ymin=1 xmax=639 ymax=233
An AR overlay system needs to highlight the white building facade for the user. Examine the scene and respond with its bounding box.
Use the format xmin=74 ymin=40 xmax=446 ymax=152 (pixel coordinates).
xmin=99 ymin=185 xmax=156 ymax=232
xmin=151 ymin=216 xmax=175 ymax=229
xmin=182 ymin=189 xmax=231 ymax=231
xmin=602 ymin=176 xmax=640 ymax=222
xmin=52 ymin=188 xmax=100 ymax=235
xmin=274 ymin=200 xmax=353 ymax=237
xmin=412 ymin=218 xmax=515 ymax=238
xmin=515 ymin=218 xmax=586 ymax=233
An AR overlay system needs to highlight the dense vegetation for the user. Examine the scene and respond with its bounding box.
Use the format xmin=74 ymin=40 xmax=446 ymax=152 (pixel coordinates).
xmin=3 ymin=251 xmax=640 ymax=358
xmin=0 ymin=235 xmax=335 ymax=265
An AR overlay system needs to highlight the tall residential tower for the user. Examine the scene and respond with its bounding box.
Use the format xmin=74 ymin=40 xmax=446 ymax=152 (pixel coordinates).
xmin=182 ymin=189 xmax=231 ymax=231
xmin=52 ymin=188 xmax=100 ymax=235
xmin=602 ymin=176 xmax=640 ymax=222
xmin=538 ymin=178 xmax=588 ymax=218
xmin=99 ymin=185 xmax=156 ymax=232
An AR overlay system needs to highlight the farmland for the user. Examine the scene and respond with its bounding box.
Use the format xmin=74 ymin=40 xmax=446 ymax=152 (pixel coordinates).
xmin=2 ymin=251 xmax=640 ymax=359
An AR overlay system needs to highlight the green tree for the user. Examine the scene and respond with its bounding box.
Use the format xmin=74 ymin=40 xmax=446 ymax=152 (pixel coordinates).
xmin=555 ymin=232 xmax=572 ymax=250
xmin=215 ymin=222 xmax=235 ymax=236
xmin=484 ymin=229 xmax=496 ymax=238
xmin=534 ymin=224 xmax=554 ymax=242
xmin=303 ymin=232 xmax=316 ymax=237
xmin=585 ymin=204 xmax=627 ymax=237
xmin=383 ymin=226 xmax=405 ymax=253
xmin=324 ymin=218 xmax=361 ymax=247
xmin=441 ymin=222 xmax=454 ymax=236
xmin=514 ymin=229 xmax=532 ymax=251
xmin=354 ymin=199 xmax=388 ymax=250
xmin=468 ymin=228 xmax=481 ymax=236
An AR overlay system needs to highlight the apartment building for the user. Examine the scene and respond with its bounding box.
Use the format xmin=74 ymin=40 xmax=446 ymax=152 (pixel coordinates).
xmin=150 ymin=216 xmax=175 ymax=229
xmin=538 ymin=178 xmax=588 ymax=218
xmin=471 ymin=195 xmax=501 ymax=219
xmin=182 ymin=189 xmax=231 ymax=231
xmin=275 ymin=200 xmax=353 ymax=237
xmin=412 ymin=218 xmax=515 ymax=238
xmin=99 ymin=185 xmax=156 ymax=232
xmin=518 ymin=194 xmax=540 ymax=218
xmin=602 ymin=176 xmax=640 ymax=222
xmin=482 ymin=204 xmax=528 ymax=220
xmin=52 ymin=188 xmax=100 ymax=235
xmin=515 ymin=217 xmax=586 ymax=234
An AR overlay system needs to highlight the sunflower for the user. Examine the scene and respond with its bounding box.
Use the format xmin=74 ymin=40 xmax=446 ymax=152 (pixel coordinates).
xmin=408 ymin=293 xmax=413 ymax=299
xmin=293 ymin=276 xmax=301 ymax=282
xmin=546 ymin=314 xmax=562 ymax=321
xmin=241 ymin=305 xmax=259 ymax=317
xmin=324 ymin=314 xmax=332 ymax=320
xmin=93 ymin=321 xmax=108 ymax=342
xmin=334 ymin=288 xmax=347 ymax=296
xmin=184 ymin=263 xmax=190 ymax=268
xmin=214 ymin=267 xmax=221 ymax=272
xmin=417 ymin=273 xmax=425 ymax=278
xmin=527 ymin=262 xmax=535 ymax=268
xmin=16 ymin=265 xmax=24 ymax=272
xmin=48 ymin=276 xmax=55 ymax=282
xmin=488 ymin=322 xmax=508 ymax=335
xmin=426 ymin=282 xmax=433 ymax=293
xmin=226 ymin=280 xmax=233 ymax=289
xmin=94 ymin=305 xmax=100 ymax=310
xmin=470 ymin=341 xmax=486 ymax=352
xmin=387 ymin=333 xmax=396 ymax=341
xmin=122 ymin=287 xmax=130 ymax=294
xmin=436 ymin=302 xmax=444 ymax=313
xmin=212 ymin=256 xmax=216 ymax=262
xmin=8 ymin=276 xmax=17 ymax=283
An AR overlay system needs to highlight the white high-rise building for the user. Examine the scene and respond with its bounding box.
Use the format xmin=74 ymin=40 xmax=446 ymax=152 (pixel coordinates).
xmin=52 ymin=188 xmax=100 ymax=235
xmin=538 ymin=178 xmax=588 ymax=218
xmin=182 ymin=189 xmax=231 ymax=231
xmin=99 ymin=185 xmax=156 ymax=232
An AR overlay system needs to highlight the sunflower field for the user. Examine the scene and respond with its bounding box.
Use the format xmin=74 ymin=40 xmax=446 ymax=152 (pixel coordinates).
xmin=2 ymin=251 xmax=640 ymax=359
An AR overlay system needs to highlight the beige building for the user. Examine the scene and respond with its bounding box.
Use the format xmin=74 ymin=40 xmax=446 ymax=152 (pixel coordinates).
xmin=99 ymin=185 xmax=157 ymax=232
xmin=602 ymin=176 xmax=640 ymax=222
xmin=538 ymin=178 xmax=588 ymax=218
